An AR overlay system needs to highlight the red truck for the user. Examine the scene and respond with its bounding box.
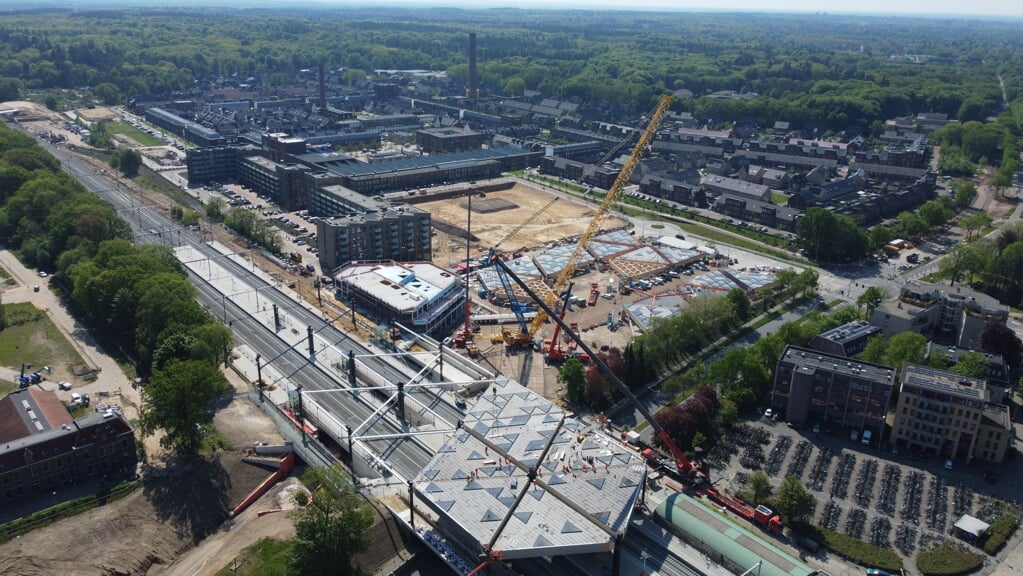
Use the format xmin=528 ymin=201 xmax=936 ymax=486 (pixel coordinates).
xmin=705 ymin=487 xmax=783 ymax=534
xmin=587 ymin=283 xmax=599 ymax=306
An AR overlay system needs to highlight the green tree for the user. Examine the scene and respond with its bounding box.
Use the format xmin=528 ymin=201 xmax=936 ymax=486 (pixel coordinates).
xmin=960 ymin=211 xmax=992 ymax=241
xmin=559 ymin=358 xmax=586 ymax=405
xmin=774 ymin=268 xmax=798 ymax=300
xmin=939 ymin=242 xmax=986 ymax=286
xmin=288 ymin=466 xmax=373 ymax=576
xmin=138 ymin=359 xmax=228 ymax=457
xmin=856 ymin=286 xmax=889 ymax=317
xmin=341 ymin=69 xmax=367 ymax=86
xmin=869 ymin=225 xmax=894 ymax=249
xmin=795 ymin=268 xmax=819 ymax=297
xmin=205 ymin=197 xmax=226 ymax=222
xmin=773 ymin=475 xmax=815 ymax=522
xmin=796 ymin=207 xmax=868 ymax=262
xmin=953 ymin=181 xmax=978 ymax=211
xmin=918 ymin=200 xmax=950 ymax=228
xmin=859 ymin=334 xmax=887 ymax=364
xmin=745 ymin=470 xmax=773 ymax=505
xmin=927 ymin=347 xmax=951 ymax=369
xmin=717 ymin=398 xmax=739 ymax=428
xmin=504 ymin=77 xmax=526 ymax=96
xmin=691 ymin=431 xmax=708 ymax=452
xmin=897 ymin=211 xmax=929 ymax=238
xmin=0 ymin=77 xmax=21 ymax=101
xmin=111 ymin=148 xmax=142 ymax=177
xmin=93 ymin=82 xmax=120 ymax=105
xmin=951 ymin=351 xmax=990 ymax=379
xmin=882 ymin=332 xmax=928 ymax=370
xmin=725 ymin=288 xmax=752 ymax=322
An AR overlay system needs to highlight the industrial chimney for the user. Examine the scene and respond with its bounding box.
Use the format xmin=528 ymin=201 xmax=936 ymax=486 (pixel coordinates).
xmin=466 ymin=32 xmax=479 ymax=99
xmin=318 ymin=63 xmax=327 ymax=109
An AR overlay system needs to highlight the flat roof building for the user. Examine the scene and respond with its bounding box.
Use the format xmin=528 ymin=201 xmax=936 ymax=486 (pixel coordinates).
xmin=770 ymin=346 xmax=895 ymax=440
xmin=870 ymin=282 xmax=1008 ymax=349
xmin=808 ymin=320 xmax=881 ymax=357
xmin=891 ymin=364 xmax=1011 ymax=464
xmin=333 ymin=261 xmax=463 ymax=335
xmin=415 ymin=127 xmax=485 ymax=154
xmin=700 ymin=175 xmax=772 ymax=203
xmin=317 ymin=203 xmax=432 ymax=272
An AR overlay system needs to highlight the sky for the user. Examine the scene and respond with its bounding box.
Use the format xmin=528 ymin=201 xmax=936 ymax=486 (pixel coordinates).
xmin=340 ymin=0 xmax=1023 ymax=18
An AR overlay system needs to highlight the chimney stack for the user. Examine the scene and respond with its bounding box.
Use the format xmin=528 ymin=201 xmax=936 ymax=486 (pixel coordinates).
xmin=318 ymin=63 xmax=327 ymax=109
xmin=467 ymin=32 xmax=479 ymax=99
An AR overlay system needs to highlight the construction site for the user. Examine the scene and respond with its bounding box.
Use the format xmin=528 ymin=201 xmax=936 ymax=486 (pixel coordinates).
xmin=413 ymin=182 xmax=773 ymax=401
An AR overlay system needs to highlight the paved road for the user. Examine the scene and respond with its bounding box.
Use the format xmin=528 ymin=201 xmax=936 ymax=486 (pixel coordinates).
xmin=0 ymin=250 xmax=135 ymax=414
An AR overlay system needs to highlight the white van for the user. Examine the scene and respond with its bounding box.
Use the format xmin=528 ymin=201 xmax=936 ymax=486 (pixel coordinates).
xmin=861 ymin=430 xmax=872 ymax=446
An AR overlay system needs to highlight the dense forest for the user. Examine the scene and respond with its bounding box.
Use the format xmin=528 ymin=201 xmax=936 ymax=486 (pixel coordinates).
xmin=0 ymin=8 xmax=1021 ymax=125
xmin=0 ymin=121 xmax=232 ymax=376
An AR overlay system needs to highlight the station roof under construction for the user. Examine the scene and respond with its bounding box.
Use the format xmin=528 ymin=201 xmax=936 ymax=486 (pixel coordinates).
xmin=414 ymin=376 xmax=645 ymax=560
xmin=532 ymin=243 xmax=595 ymax=279
xmin=476 ymin=257 xmax=551 ymax=303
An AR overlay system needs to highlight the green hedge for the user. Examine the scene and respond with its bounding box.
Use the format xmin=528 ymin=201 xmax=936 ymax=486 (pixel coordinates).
xmin=792 ymin=522 xmax=902 ymax=572
xmin=983 ymin=513 xmax=1020 ymax=555
xmin=916 ymin=543 xmax=983 ymax=576
xmin=0 ymin=480 xmax=139 ymax=543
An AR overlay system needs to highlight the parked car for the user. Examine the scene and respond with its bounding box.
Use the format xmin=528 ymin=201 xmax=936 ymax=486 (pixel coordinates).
xmin=58 ymin=381 xmax=72 ymax=391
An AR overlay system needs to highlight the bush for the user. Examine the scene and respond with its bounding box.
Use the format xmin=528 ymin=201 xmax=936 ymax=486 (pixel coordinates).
xmin=916 ymin=543 xmax=983 ymax=576
xmin=983 ymin=513 xmax=1019 ymax=555
xmin=791 ymin=522 xmax=902 ymax=572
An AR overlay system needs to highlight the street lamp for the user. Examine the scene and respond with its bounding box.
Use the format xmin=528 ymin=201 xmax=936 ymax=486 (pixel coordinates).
xmin=640 ymin=548 xmax=649 ymax=576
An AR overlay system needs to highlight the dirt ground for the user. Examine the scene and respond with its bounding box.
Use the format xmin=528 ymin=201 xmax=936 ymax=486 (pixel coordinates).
xmin=423 ymin=182 xmax=624 ymax=266
xmin=0 ymin=100 xmax=63 ymax=122
xmin=0 ymin=396 xmax=288 ymax=576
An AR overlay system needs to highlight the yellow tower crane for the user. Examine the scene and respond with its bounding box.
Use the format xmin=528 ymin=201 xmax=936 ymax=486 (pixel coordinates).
xmin=524 ymin=94 xmax=674 ymax=340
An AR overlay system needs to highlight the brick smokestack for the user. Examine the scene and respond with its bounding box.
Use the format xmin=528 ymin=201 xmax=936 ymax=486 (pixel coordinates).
xmin=318 ymin=63 xmax=327 ymax=109
xmin=467 ymin=32 xmax=479 ymax=99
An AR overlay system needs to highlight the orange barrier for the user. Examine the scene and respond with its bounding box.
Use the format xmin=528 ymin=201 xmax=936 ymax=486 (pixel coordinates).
xmin=230 ymin=453 xmax=295 ymax=518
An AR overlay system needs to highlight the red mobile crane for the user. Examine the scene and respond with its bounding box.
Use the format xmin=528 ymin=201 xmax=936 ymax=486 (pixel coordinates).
xmin=705 ymin=487 xmax=784 ymax=534
xmin=545 ymin=283 xmax=589 ymax=364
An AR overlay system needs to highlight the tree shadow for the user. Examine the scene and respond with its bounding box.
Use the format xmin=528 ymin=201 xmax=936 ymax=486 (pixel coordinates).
xmin=142 ymin=455 xmax=232 ymax=543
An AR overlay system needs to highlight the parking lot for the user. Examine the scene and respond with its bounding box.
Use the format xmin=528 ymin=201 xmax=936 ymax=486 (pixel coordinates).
xmin=204 ymin=183 xmax=322 ymax=277
xmin=706 ymin=417 xmax=1022 ymax=565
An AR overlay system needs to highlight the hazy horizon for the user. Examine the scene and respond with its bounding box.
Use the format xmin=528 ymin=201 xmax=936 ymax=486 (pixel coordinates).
xmin=39 ymin=0 xmax=1023 ymax=19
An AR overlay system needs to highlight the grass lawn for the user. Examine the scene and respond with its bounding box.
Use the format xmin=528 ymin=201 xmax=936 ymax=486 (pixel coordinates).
xmin=0 ymin=267 xmax=14 ymax=285
xmin=771 ymin=191 xmax=789 ymax=205
xmin=0 ymin=379 xmax=15 ymax=396
xmin=213 ymin=537 xmax=292 ymax=576
xmin=0 ymin=303 xmax=86 ymax=374
xmin=106 ymin=121 xmax=164 ymax=146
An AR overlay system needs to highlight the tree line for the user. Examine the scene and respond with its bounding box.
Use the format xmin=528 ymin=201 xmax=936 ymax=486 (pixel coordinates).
xmin=0 ymin=9 xmax=1021 ymax=124
xmin=0 ymin=120 xmax=231 ymax=455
